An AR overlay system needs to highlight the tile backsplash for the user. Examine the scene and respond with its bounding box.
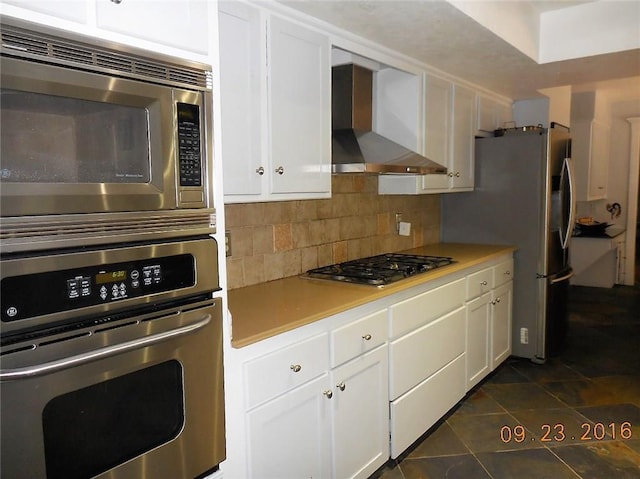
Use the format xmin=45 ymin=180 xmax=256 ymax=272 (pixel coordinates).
xmin=225 ymin=175 xmax=441 ymax=289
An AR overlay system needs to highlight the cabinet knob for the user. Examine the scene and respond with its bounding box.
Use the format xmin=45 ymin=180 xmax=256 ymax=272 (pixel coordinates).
xmin=275 ymin=166 xmax=284 ymax=175
xmin=255 ymin=166 xmax=265 ymax=176
xmin=323 ymin=390 xmax=333 ymax=399
xmin=362 ymin=334 xmax=372 ymax=341
xmin=504 ymin=271 xmax=511 ymax=276
xmin=496 ymin=297 xmax=501 ymax=303
xmin=290 ymin=364 xmax=302 ymax=373
xmin=481 ymin=280 xmax=488 ymax=286
xmin=448 ymin=172 xmax=454 ymax=177
xmin=455 ymin=172 xmax=461 ymax=178
xmin=110 ymin=0 xmax=123 ymax=3
xmin=337 ymin=382 xmax=346 ymax=391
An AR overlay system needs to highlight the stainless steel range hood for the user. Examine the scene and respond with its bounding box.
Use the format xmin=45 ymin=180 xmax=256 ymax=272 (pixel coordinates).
xmin=332 ymin=64 xmax=447 ymax=175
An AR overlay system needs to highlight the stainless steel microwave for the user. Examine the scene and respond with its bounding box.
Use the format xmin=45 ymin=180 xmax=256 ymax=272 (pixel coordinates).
xmin=0 ymin=18 xmax=215 ymax=252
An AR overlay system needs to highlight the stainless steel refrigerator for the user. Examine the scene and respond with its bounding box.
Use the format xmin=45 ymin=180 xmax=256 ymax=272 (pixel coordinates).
xmin=441 ymin=125 xmax=575 ymax=362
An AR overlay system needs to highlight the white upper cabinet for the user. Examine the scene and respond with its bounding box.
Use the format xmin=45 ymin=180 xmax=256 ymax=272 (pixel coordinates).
xmin=218 ymin=2 xmax=264 ymax=199
xmin=379 ymin=75 xmax=477 ymax=194
xmin=448 ymin=84 xmax=476 ymax=190
xmin=219 ymin=2 xmax=331 ymax=203
xmin=95 ymin=0 xmax=209 ymax=55
xmin=572 ymin=119 xmax=610 ymax=201
xmin=2 ymin=0 xmax=210 ymax=57
xmin=268 ymin=16 xmax=331 ymax=196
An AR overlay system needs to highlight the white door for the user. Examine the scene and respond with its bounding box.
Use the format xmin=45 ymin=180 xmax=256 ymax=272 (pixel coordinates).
xmin=218 ymin=2 xmax=264 ymax=198
xmin=331 ymin=345 xmax=389 ymax=479
xmin=466 ymin=293 xmax=491 ymax=390
xmin=268 ymin=16 xmax=331 ymax=195
xmin=491 ymin=282 xmax=513 ymax=369
xmin=246 ymin=373 xmax=332 ymax=479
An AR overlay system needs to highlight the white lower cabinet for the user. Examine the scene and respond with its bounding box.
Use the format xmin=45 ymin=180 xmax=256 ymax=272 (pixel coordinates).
xmin=388 ymin=278 xmax=467 ymax=458
xmin=236 ymin=254 xmax=514 ymax=478
xmin=243 ymin=311 xmax=389 ymax=479
xmin=466 ymin=292 xmax=492 ymax=390
xmin=246 ymin=373 xmax=332 ymax=479
xmin=491 ymin=281 xmax=513 ymax=369
xmin=465 ymin=257 xmax=513 ymax=389
xmin=390 ymin=354 xmax=466 ymax=458
xmin=331 ymin=345 xmax=389 ymax=479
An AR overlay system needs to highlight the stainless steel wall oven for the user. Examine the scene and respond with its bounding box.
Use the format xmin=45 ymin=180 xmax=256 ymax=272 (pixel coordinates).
xmin=1 ymin=237 xmax=225 ymax=479
xmin=0 ymin=18 xmax=225 ymax=479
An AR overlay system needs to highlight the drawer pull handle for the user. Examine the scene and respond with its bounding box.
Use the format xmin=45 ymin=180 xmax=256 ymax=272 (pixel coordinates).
xmin=337 ymin=382 xmax=346 ymax=391
xmin=323 ymin=390 xmax=333 ymax=399
xmin=481 ymin=280 xmax=488 ymax=286
xmin=362 ymin=334 xmax=372 ymax=341
xmin=290 ymin=364 xmax=302 ymax=373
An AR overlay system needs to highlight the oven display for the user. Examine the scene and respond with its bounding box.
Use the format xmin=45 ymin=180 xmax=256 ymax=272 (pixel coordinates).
xmin=95 ymin=270 xmax=128 ymax=285
xmin=1 ymin=254 xmax=193 ymax=322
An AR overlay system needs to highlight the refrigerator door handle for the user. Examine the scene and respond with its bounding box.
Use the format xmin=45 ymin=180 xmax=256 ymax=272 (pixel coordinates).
xmin=559 ymin=157 xmax=577 ymax=249
xmin=550 ymin=270 xmax=574 ymax=284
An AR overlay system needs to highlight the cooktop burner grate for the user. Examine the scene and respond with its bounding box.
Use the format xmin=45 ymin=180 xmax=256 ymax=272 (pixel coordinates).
xmin=304 ymin=253 xmax=455 ymax=286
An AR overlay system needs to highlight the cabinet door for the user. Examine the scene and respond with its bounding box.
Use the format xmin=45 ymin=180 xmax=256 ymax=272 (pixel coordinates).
xmin=246 ymin=373 xmax=332 ymax=479
xmin=96 ymin=0 xmax=209 ymax=55
xmin=1 ymin=0 xmax=88 ymax=23
xmin=450 ymin=84 xmax=475 ymax=189
xmin=218 ymin=2 xmax=264 ymax=199
xmin=422 ymin=75 xmax=451 ymax=190
xmin=332 ymin=345 xmax=389 ymax=479
xmin=268 ymin=16 xmax=330 ymax=195
xmin=491 ymin=282 xmax=513 ymax=369
xmin=466 ymin=293 xmax=491 ymax=390
xmin=588 ymin=119 xmax=609 ymax=199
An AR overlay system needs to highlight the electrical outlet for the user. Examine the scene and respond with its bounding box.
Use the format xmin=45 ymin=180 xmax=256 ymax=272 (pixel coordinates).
xmin=398 ymin=221 xmax=411 ymax=236
xmin=520 ymin=327 xmax=529 ymax=344
xmin=225 ymin=230 xmax=231 ymax=257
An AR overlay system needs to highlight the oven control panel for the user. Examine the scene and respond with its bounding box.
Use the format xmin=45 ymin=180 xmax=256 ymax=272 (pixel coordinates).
xmin=1 ymin=254 xmax=195 ymax=323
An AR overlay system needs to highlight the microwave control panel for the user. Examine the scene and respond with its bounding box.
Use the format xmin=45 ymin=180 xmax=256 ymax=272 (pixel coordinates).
xmin=177 ymin=102 xmax=202 ymax=187
xmin=1 ymin=254 xmax=195 ymax=323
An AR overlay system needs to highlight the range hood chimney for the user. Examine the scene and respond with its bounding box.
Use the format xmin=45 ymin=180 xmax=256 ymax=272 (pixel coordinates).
xmin=332 ymin=64 xmax=447 ymax=175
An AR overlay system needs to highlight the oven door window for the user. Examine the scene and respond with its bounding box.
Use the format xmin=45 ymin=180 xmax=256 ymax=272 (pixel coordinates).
xmin=42 ymin=360 xmax=184 ymax=479
xmin=1 ymin=89 xmax=151 ymax=184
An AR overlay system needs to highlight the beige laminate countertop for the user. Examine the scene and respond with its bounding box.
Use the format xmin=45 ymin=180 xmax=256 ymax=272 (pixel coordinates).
xmin=228 ymin=243 xmax=516 ymax=348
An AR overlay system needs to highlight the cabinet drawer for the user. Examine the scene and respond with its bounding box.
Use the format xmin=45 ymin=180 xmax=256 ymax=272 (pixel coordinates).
xmin=493 ymin=259 xmax=514 ymax=287
xmin=389 ymin=278 xmax=465 ymax=337
xmin=466 ymin=267 xmax=493 ymax=300
xmin=245 ymin=333 xmax=329 ymax=409
xmin=389 ymin=307 xmax=465 ymax=399
xmin=331 ymin=309 xmax=387 ymax=368
xmin=390 ymin=354 xmax=465 ymax=458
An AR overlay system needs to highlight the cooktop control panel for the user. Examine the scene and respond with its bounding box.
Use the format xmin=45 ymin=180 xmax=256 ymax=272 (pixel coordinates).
xmin=1 ymin=254 xmax=195 ymax=322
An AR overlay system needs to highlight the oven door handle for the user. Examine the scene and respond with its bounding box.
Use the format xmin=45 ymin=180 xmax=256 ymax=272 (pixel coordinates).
xmin=0 ymin=314 xmax=211 ymax=380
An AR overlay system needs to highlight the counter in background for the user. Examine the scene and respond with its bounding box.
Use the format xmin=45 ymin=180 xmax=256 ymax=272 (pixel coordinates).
xmin=571 ymin=228 xmax=626 ymax=287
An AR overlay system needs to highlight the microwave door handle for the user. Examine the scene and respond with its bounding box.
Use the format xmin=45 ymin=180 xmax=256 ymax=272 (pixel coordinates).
xmin=0 ymin=314 xmax=211 ymax=380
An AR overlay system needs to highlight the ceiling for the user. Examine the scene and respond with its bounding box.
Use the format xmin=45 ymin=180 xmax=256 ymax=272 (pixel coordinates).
xmin=280 ymin=0 xmax=640 ymax=101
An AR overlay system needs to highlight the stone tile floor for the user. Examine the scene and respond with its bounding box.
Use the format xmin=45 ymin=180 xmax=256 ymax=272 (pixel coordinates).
xmin=373 ymin=284 xmax=640 ymax=479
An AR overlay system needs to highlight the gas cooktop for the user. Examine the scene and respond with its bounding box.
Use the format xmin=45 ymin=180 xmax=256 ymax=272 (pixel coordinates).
xmin=304 ymin=253 xmax=455 ymax=286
